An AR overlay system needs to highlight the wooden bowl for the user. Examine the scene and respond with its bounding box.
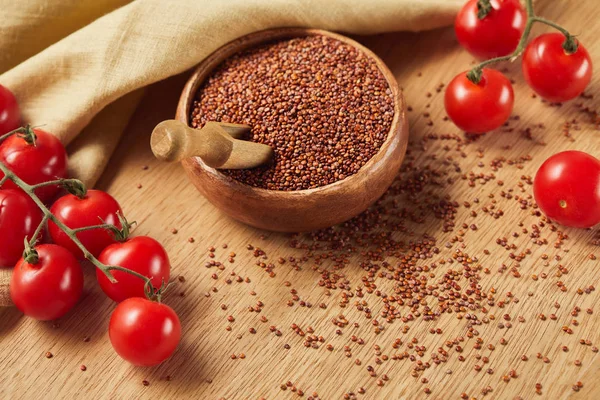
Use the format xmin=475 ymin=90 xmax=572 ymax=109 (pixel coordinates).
xmin=177 ymin=28 xmax=408 ymax=232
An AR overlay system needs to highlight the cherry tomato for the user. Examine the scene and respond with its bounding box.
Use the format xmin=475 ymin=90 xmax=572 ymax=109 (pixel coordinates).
xmin=10 ymin=244 xmax=83 ymax=320
xmin=455 ymin=0 xmax=526 ymax=59
xmin=109 ymin=297 xmax=181 ymax=366
xmin=445 ymin=68 xmax=514 ymax=133
xmin=97 ymin=236 xmax=170 ymax=302
xmin=522 ymin=33 xmax=593 ymax=103
xmin=533 ymin=151 xmax=600 ymax=228
xmin=0 ymin=84 xmax=20 ymax=135
xmin=0 ymin=129 xmax=68 ymax=202
xmin=0 ymin=189 xmax=44 ymax=267
xmin=49 ymin=190 xmax=122 ymax=259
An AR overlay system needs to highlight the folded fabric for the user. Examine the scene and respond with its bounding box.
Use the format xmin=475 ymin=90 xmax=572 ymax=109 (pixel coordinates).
xmin=0 ymin=0 xmax=462 ymax=306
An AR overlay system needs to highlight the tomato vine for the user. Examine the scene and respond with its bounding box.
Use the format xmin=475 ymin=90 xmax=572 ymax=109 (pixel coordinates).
xmin=0 ymin=126 xmax=163 ymax=301
xmin=467 ymin=0 xmax=576 ymax=84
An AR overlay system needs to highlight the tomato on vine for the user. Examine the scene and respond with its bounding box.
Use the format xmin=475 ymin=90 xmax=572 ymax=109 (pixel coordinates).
xmin=97 ymin=236 xmax=170 ymax=302
xmin=109 ymin=297 xmax=181 ymax=366
xmin=445 ymin=68 xmax=514 ymax=134
xmin=0 ymin=128 xmax=68 ymax=202
xmin=455 ymin=0 xmax=526 ymax=59
xmin=0 ymin=189 xmax=44 ymax=268
xmin=522 ymin=33 xmax=592 ymax=103
xmin=10 ymin=244 xmax=84 ymax=320
xmin=49 ymin=190 xmax=123 ymax=259
xmin=533 ymin=151 xmax=600 ymax=228
xmin=0 ymin=84 xmax=20 ymax=135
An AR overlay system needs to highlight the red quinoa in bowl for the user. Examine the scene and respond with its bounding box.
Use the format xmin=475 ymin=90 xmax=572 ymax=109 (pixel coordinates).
xmin=190 ymin=35 xmax=394 ymax=191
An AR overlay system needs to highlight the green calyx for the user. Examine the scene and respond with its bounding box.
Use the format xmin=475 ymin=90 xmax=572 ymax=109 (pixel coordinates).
xmin=477 ymin=0 xmax=493 ymax=19
xmin=144 ymin=279 xmax=173 ymax=303
xmin=61 ymin=179 xmax=88 ymax=198
xmin=467 ymin=68 xmax=484 ymax=85
xmin=22 ymin=238 xmax=39 ymax=265
xmin=17 ymin=125 xmax=38 ymax=146
xmin=104 ymin=212 xmax=136 ymax=242
xmin=562 ymin=34 xmax=579 ymax=54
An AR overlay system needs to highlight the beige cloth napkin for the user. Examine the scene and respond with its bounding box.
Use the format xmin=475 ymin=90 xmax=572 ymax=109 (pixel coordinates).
xmin=0 ymin=0 xmax=462 ymax=306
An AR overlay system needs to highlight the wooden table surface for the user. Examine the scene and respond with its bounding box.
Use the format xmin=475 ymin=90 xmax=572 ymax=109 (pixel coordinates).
xmin=2 ymin=1 xmax=600 ymax=399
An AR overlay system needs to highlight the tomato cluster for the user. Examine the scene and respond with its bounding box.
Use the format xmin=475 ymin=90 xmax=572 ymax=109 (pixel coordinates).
xmin=448 ymin=1 xmax=598 ymax=228
xmin=447 ymin=0 xmax=593 ymax=134
xmin=0 ymin=84 xmax=180 ymax=366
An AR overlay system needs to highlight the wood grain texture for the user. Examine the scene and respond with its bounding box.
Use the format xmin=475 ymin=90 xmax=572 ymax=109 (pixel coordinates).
xmin=0 ymin=269 xmax=10 ymax=306
xmin=180 ymin=28 xmax=409 ymax=232
xmin=1 ymin=0 xmax=600 ymax=399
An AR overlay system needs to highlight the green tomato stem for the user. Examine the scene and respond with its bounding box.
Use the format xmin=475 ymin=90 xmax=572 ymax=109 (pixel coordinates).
xmin=0 ymin=127 xmax=27 ymax=143
xmin=105 ymin=265 xmax=155 ymax=286
xmin=530 ymin=17 xmax=570 ymax=36
xmin=467 ymin=0 xmax=573 ymax=84
xmin=71 ymin=223 xmax=116 ymax=234
xmin=524 ymin=0 xmax=534 ymax=15
xmin=30 ymin=178 xmax=82 ymax=190
xmin=29 ymin=214 xmax=50 ymax=246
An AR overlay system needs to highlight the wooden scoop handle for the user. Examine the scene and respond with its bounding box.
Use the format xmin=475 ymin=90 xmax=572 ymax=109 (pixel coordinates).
xmin=151 ymin=120 xmax=273 ymax=169
xmin=151 ymin=120 xmax=235 ymax=167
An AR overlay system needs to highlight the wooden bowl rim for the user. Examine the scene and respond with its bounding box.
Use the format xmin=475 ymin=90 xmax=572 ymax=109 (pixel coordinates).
xmin=178 ymin=27 xmax=405 ymax=198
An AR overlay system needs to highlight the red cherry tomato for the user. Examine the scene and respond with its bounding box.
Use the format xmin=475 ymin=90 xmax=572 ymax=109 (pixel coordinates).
xmin=533 ymin=151 xmax=600 ymax=228
xmin=10 ymin=244 xmax=84 ymax=320
xmin=0 ymin=84 xmax=20 ymax=135
xmin=455 ymin=0 xmax=526 ymax=59
xmin=0 ymin=129 xmax=68 ymax=202
xmin=0 ymin=189 xmax=44 ymax=267
xmin=109 ymin=297 xmax=181 ymax=366
xmin=97 ymin=236 xmax=170 ymax=302
xmin=522 ymin=33 xmax=593 ymax=103
xmin=445 ymin=68 xmax=514 ymax=133
xmin=49 ymin=190 xmax=122 ymax=259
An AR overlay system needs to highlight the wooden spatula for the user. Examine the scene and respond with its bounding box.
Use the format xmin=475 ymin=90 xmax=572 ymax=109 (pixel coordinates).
xmin=151 ymin=120 xmax=273 ymax=169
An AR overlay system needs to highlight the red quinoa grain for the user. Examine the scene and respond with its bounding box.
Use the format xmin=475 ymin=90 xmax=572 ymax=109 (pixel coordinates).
xmin=191 ymin=35 xmax=394 ymax=191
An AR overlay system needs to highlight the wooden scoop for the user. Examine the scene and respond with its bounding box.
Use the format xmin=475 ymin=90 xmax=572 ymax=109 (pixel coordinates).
xmin=151 ymin=120 xmax=273 ymax=169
